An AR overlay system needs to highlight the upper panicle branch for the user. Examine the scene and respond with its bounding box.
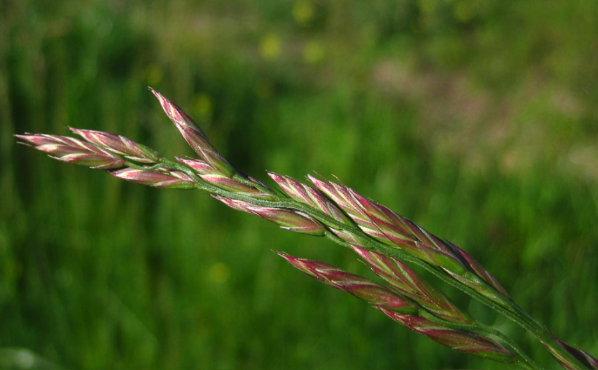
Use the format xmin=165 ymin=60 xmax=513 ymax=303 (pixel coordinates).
xmin=150 ymin=88 xmax=235 ymax=177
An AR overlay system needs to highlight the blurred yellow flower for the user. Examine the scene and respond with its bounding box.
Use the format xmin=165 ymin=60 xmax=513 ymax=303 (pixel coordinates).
xmin=418 ymin=0 xmax=436 ymax=14
xmin=256 ymin=79 xmax=273 ymax=99
xmin=260 ymin=34 xmax=282 ymax=61
xmin=293 ymin=0 xmax=314 ymax=26
xmin=455 ymin=1 xmax=476 ymax=22
xmin=208 ymin=262 xmax=231 ymax=284
xmin=192 ymin=93 xmax=213 ymax=120
xmin=303 ymin=40 xmax=325 ymax=64
xmin=144 ymin=64 xmax=163 ymax=85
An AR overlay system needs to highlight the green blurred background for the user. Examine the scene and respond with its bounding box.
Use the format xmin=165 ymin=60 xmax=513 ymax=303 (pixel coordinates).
xmin=2 ymin=0 xmax=598 ymax=369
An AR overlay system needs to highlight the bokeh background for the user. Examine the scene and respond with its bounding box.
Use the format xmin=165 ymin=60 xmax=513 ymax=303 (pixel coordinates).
xmin=2 ymin=0 xmax=598 ymax=369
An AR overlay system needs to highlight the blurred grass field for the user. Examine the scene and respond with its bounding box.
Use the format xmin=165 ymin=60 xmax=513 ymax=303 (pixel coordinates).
xmin=2 ymin=0 xmax=598 ymax=369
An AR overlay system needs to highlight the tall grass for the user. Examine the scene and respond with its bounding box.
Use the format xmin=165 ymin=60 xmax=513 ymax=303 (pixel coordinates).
xmin=3 ymin=0 xmax=598 ymax=368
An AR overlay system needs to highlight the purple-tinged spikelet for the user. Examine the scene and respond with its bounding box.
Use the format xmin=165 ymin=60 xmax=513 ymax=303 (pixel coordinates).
xmin=268 ymin=172 xmax=351 ymax=224
xmin=150 ymin=88 xmax=235 ymax=177
xmin=308 ymin=175 xmax=509 ymax=298
xmin=70 ymin=128 xmax=161 ymax=163
xmin=352 ymin=245 xmax=472 ymax=324
xmin=278 ymin=252 xmax=419 ymax=314
xmin=16 ymin=134 xmax=125 ymax=169
xmin=212 ymin=196 xmax=326 ymax=236
xmin=179 ymin=157 xmax=276 ymax=199
xmin=110 ymin=168 xmax=197 ymax=189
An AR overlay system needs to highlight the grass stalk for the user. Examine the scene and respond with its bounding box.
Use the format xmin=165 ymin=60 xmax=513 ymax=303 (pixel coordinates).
xmin=15 ymin=89 xmax=596 ymax=370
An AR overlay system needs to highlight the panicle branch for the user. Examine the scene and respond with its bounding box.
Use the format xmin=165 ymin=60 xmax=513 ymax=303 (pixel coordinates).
xmin=277 ymin=252 xmax=516 ymax=364
xmin=306 ymin=174 xmax=509 ymax=300
xmin=351 ymin=245 xmax=472 ymax=324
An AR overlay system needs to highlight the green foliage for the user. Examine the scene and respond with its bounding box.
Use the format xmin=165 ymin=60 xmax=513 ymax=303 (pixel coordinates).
xmin=2 ymin=0 xmax=598 ymax=368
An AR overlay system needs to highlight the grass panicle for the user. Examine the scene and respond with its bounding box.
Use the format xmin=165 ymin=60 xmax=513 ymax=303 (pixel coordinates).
xmin=16 ymin=89 xmax=598 ymax=370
